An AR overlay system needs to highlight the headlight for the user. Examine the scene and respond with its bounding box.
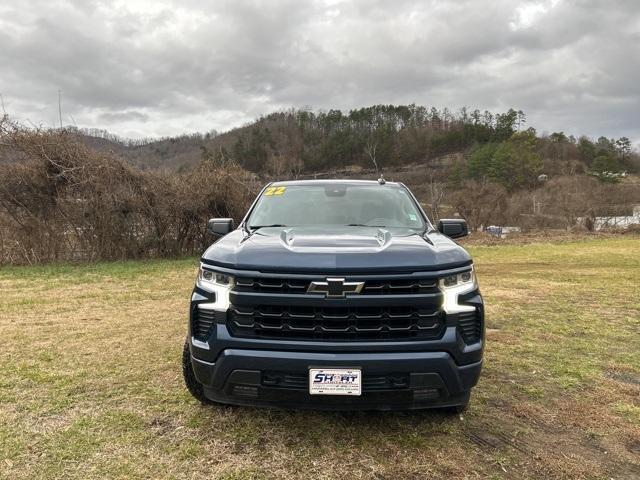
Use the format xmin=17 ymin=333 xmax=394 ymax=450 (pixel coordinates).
xmin=439 ymin=267 xmax=477 ymax=314
xmin=198 ymin=267 xmax=235 ymax=288
xmin=196 ymin=266 xmax=235 ymax=311
xmin=440 ymin=269 xmax=475 ymax=290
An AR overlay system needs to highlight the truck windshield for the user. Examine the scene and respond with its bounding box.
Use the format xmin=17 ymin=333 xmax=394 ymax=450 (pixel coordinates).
xmin=247 ymin=184 xmax=427 ymax=230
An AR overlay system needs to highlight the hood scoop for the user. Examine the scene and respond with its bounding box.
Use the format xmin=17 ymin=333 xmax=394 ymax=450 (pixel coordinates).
xmin=279 ymin=227 xmax=392 ymax=252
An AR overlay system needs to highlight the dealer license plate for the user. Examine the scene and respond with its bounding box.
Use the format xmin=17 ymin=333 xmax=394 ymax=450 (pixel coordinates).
xmin=309 ymin=368 xmax=362 ymax=396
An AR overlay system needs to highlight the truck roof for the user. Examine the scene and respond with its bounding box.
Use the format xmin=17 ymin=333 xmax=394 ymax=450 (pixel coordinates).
xmin=269 ymin=179 xmax=401 ymax=187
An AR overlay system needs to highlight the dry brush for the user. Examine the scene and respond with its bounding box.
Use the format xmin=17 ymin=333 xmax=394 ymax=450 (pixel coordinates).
xmin=0 ymin=118 xmax=255 ymax=265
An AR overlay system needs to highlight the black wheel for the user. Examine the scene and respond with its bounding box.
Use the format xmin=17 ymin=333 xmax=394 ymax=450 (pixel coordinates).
xmin=182 ymin=339 xmax=213 ymax=405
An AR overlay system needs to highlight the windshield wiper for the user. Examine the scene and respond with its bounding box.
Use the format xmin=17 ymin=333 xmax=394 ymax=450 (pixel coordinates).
xmin=249 ymin=224 xmax=288 ymax=230
xmin=345 ymin=223 xmax=387 ymax=227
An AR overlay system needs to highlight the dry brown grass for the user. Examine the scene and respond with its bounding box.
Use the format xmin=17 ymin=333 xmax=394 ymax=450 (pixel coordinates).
xmin=0 ymin=238 xmax=638 ymax=479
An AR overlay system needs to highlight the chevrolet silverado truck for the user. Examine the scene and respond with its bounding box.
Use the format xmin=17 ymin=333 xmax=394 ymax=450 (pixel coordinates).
xmin=182 ymin=179 xmax=484 ymax=412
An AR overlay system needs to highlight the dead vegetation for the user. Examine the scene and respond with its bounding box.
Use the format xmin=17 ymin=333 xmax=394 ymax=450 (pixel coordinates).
xmin=0 ymin=118 xmax=255 ymax=264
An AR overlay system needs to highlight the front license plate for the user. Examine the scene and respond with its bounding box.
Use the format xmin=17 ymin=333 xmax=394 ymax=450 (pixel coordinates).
xmin=309 ymin=368 xmax=362 ymax=396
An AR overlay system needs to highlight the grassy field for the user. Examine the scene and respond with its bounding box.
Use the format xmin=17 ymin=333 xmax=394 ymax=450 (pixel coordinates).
xmin=0 ymin=238 xmax=639 ymax=479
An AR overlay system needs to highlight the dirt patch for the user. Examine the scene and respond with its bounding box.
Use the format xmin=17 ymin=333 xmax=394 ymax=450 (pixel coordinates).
xmin=608 ymin=370 xmax=640 ymax=386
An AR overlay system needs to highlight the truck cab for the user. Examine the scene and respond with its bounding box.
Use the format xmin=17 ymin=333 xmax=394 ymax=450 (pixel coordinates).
xmin=183 ymin=180 xmax=483 ymax=411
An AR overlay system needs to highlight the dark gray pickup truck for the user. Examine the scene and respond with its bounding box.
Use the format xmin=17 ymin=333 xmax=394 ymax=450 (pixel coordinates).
xmin=183 ymin=179 xmax=484 ymax=412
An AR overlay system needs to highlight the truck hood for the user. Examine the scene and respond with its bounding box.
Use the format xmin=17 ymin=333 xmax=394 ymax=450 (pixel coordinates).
xmin=201 ymin=226 xmax=471 ymax=273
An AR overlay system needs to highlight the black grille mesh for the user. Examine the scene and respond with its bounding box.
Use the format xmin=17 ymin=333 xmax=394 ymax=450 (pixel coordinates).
xmin=191 ymin=308 xmax=217 ymax=340
xmin=458 ymin=309 xmax=482 ymax=344
xmin=262 ymin=371 xmax=410 ymax=390
xmin=228 ymin=305 xmax=444 ymax=341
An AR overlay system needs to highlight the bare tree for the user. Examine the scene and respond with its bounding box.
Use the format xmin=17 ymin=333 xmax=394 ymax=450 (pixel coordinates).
xmin=266 ymin=154 xmax=303 ymax=180
xmin=450 ymin=179 xmax=508 ymax=231
xmin=364 ymin=138 xmax=379 ymax=174
xmin=58 ymin=89 xmax=63 ymax=129
xmin=426 ymin=173 xmax=446 ymax=222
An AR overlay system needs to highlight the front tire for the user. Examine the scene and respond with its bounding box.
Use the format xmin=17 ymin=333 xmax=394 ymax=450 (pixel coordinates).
xmin=182 ymin=339 xmax=213 ymax=405
xmin=442 ymin=403 xmax=469 ymax=416
xmin=441 ymin=402 xmax=469 ymax=415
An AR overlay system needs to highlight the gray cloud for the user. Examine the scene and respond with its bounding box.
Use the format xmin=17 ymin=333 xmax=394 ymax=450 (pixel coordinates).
xmin=98 ymin=110 xmax=150 ymax=123
xmin=1 ymin=0 xmax=639 ymax=144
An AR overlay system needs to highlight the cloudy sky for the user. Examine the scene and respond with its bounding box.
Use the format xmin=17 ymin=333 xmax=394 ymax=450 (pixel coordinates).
xmin=1 ymin=0 xmax=639 ymax=143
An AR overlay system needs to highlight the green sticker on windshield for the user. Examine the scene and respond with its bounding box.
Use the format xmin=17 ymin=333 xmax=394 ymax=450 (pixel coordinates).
xmin=408 ymin=213 xmax=417 ymax=221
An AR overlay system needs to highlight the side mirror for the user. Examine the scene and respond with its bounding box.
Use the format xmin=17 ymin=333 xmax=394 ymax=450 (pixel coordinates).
xmin=207 ymin=218 xmax=235 ymax=236
xmin=437 ymin=219 xmax=469 ymax=239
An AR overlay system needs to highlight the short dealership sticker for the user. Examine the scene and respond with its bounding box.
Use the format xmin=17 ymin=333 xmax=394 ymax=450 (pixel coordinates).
xmin=309 ymin=368 xmax=362 ymax=395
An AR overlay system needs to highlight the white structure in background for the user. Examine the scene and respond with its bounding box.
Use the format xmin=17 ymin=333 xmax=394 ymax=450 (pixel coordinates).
xmin=485 ymin=225 xmax=522 ymax=238
xmin=590 ymin=206 xmax=640 ymax=230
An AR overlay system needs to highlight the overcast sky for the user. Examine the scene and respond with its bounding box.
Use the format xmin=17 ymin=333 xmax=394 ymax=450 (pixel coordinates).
xmin=1 ymin=0 xmax=639 ymax=144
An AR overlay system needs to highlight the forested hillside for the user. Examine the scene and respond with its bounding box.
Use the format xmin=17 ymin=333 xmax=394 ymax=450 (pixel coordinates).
xmin=71 ymin=105 xmax=640 ymax=232
xmin=71 ymin=106 xmax=639 ymax=191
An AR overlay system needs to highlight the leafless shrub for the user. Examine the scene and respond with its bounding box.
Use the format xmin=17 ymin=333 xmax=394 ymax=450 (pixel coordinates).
xmin=502 ymin=176 xmax=640 ymax=231
xmin=265 ymin=154 xmax=303 ymax=179
xmin=449 ymin=180 xmax=508 ymax=230
xmin=0 ymin=119 xmax=255 ymax=265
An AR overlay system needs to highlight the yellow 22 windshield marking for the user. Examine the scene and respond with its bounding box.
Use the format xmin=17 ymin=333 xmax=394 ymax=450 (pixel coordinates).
xmin=264 ymin=186 xmax=286 ymax=196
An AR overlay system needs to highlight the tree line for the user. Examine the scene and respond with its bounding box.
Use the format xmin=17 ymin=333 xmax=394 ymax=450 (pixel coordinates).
xmin=209 ymin=106 xmax=637 ymax=188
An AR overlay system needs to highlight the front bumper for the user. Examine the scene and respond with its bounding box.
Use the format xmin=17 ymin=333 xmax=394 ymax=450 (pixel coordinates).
xmin=190 ymin=345 xmax=482 ymax=410
xmin=188 ymin=269 xmax=484 ymax=410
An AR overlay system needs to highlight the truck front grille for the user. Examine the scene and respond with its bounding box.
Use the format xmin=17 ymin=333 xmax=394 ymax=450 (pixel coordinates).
xmin=235 ymin=277 xmax=438 ymax=295
xmin=228 ymin=305 xmax=444 ymax=341
xmin=228 ymin=272 xmax=446 ymax=342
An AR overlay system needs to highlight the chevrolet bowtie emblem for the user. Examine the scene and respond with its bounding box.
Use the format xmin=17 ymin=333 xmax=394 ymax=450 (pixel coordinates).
xmin=307 ymin=278 xmax=365 ymax=298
